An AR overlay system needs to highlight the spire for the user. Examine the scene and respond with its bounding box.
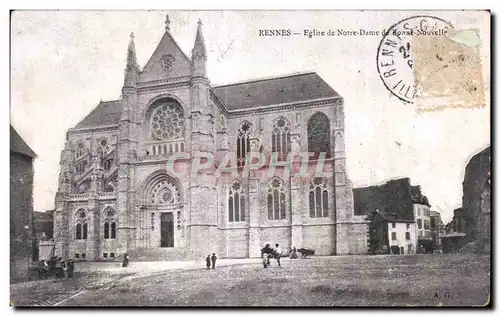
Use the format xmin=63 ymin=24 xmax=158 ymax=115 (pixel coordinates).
xmin=126 ymin=32 xmax=139 ymax=70
xmin=192 ymin=19 xmax=206 ymax=59
xmin=124 ymin=32 xmax=139 ymax=88
xmin=165 ymin=14 xmax=170 ymax=32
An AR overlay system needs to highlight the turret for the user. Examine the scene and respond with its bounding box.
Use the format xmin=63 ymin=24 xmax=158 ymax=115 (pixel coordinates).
xmin=123 ymin=32 xmax=139 ymax=89
xmin=191 ymin=19 xmax=207 ymax=78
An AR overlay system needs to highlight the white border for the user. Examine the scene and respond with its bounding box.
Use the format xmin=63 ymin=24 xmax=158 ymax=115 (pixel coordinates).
xmin=3 ymin=1 xmax=497 ymax=315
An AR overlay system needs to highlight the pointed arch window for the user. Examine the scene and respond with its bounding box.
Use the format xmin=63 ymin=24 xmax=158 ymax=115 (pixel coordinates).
xmin=309 ymin=178 xmax=329 ymax=218
xmin=103 ymin=208 xmax=117 ymax=239
xmin=307 ymin=112 xmax=331 ymax=159
xmin=103 ymin=177 xmax=116 ymax=193
xmin=76 ymin=141 xmax=86 ymax=159
xmin=267 ymin=178 xmax=287 ymax=220
xmin=272 ymin=117 xmax=291 ymax=158
xmin=237 ymin=121 xmax=251 ymax=167
xmin=75 ymin=209 xmax=88 ymax=240
xmin=76 ymin=160 xmax=88 ymax=175
xmin=228 ymin=181 xmax=246 ymax=222
xmin=104 ymin=158 xmax=114 ymax=171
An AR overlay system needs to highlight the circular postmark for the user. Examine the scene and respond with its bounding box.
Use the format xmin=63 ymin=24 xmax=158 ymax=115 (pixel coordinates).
xmin=376 ymin=16 xmax=454 ymax=103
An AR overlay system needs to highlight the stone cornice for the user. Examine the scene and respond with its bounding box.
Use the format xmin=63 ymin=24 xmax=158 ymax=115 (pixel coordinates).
xmin=137 ymin=76 xmax=192 ymax=88
xmin=138 ymin=81 xmax=191 ymax=94
xmin=68 ymin=124 xmax=120 ymax=135
xmin=227 ymin=97 xmax=343 ymax=117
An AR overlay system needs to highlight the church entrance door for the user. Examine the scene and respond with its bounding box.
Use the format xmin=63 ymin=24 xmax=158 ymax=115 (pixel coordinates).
xmin=160 ymin=212 xmax=174 ymax=247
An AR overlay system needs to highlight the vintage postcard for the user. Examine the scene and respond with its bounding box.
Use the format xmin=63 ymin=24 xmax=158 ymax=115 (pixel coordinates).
xmin=10 ymin=10 xmax=490 ymax=307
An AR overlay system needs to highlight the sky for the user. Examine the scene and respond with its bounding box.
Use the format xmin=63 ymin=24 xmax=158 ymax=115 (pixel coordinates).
xmin=10 ymin=10 xmax=490 ymax=223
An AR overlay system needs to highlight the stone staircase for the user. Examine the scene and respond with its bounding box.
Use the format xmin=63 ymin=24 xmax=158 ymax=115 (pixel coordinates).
xmin=128 ymin=247 xmax=197 ymax=262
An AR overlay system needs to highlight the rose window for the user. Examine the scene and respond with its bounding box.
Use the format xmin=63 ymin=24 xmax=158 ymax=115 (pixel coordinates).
xmin=150 ymin=103 xmax=184 ymax=141
xmin=160 ymin=54 xmax=175 ymax=70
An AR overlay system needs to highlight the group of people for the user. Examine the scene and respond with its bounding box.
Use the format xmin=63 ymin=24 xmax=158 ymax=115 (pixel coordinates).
xmin=37 ymin=257 xmax=75 ymax=279
xmin=261 ymin=243 xmax=283 ymax=268
xmin=60 ymin=259 xmax=75 ymax=278
xmin=206 ymin=253 xmax=218 ymax=269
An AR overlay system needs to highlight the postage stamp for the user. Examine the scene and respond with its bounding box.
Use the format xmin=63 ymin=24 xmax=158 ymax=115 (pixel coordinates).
xmin=377 ymin=15 xmax=487 ymax=111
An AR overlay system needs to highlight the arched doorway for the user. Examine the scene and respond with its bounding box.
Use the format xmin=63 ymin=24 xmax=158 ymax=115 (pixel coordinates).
xmin=139 ymin=172 xmax=183 ymax=248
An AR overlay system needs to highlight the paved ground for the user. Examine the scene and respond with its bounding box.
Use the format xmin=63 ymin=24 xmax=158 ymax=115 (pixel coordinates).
xmin=11 ymin=254 xmax=490 ymax=307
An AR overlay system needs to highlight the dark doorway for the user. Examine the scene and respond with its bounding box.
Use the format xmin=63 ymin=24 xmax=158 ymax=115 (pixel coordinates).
xmin=160 ymin=213 xmax=174 ymax=247
xmin=390 ymin=245 xmax=400 ymax=254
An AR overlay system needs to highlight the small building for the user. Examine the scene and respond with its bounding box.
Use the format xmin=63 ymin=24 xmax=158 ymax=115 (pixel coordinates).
xmin=440 ymin=232 xmax=467 ymax=253
xmin=10 ymin=125 xmax=37 ymax=281
xmin=368 ymin=210 xmax=417 ymax=255
xmin=440 ymin=207 xmax=469 ymax=253
xmin=411 ymin=186 xmax=433 ymax=253
xmin=355 ymin=178 xmax=418 ymax=255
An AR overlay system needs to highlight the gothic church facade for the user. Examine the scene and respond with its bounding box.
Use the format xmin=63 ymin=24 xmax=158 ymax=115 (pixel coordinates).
xmin=53 ymin=17 xmax=368 ymax=261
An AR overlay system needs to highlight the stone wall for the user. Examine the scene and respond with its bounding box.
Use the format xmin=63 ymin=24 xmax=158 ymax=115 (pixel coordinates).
xmin=10 ymin=152 xmax=34 ymax=280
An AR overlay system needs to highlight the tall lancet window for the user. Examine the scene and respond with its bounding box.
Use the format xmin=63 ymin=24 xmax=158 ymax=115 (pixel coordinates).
xmin=228 ymin=181 xmax=246 ymax=222
xmin=267 ymin=177 xmax=287 ymax=220
xmin=307 ymin=112 xmax=331 ymax=159
xmin=103 ymin=207 xmax=118 ymax=239
xmin=309 ymin=178 xmax=329 ymax=218
xmin=271 ymin=116 xmax=291 ymax=159
xmin=237 ymin=121 xmax=251 ymax=167
xmin=75 ymin=209 xmax=88 ymax=240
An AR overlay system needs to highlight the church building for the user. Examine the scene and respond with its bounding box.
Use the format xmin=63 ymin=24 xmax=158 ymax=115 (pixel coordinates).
xmin=53 ymin=16 xmax=368 ymax=261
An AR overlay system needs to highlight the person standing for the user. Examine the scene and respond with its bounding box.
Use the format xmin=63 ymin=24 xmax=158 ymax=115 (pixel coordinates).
xmin=274 ymin=243 xmax=283 ymax=267
xmin=262 ymin=253 xmax=269 ymax=268
xmin=122 ymin=253 xmax=130 ymax=267
xmin=66 ymin=259 xmax=75 ymax=279
xmin=211 ymin=253 xmax=217 ymax=269
xmin=61 ymin=260 xmax=68 ymax=278
xmin=206 ymin=255 xmax=211 ymax=270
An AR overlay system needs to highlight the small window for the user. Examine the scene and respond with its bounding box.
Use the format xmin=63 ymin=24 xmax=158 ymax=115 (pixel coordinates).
xmin=406 ymin=223 xmax=410 ymax=229
xmin=392 ymin=223 xmax=396 ymax=229
xmin=104 ymin=159 xmax=113 ymax=171
xmin=103 ymin=253 xmax=108 ymax=258
xmin=81 ymin=253 xmax=86 ymax=259
xmin=391 ymin=232 xmax=397 ymax=240
xmin=104 ymin=222 xmax=110 ymax=239
xmin=405 ymin=232 xmax=410 ymax=240
xmin=110 ymin=252 xmax=115 ymax=258
xmin=74 ymin=253 xmax=80 ymax=258
xmin=83 ymin=223 xmax=88 ymax=239
xmin=417 ymin=219 xmax=422 ymax=229
xmin=111 ymin=222 xmax=117 ymax=239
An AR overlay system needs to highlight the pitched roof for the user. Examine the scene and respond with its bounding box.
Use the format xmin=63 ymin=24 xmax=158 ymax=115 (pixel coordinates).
xmin=10 ymin=125 xmax=36 ymax=158
xmin=212 ymin=72 xmax=340 ymax=111
xmin=73 ymin=73 xmax=339 ymax=129
xmin=353 ymin=178 xmax=414 ymax=222
xmin=75 ymin=100 xmax=122 ymax=129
